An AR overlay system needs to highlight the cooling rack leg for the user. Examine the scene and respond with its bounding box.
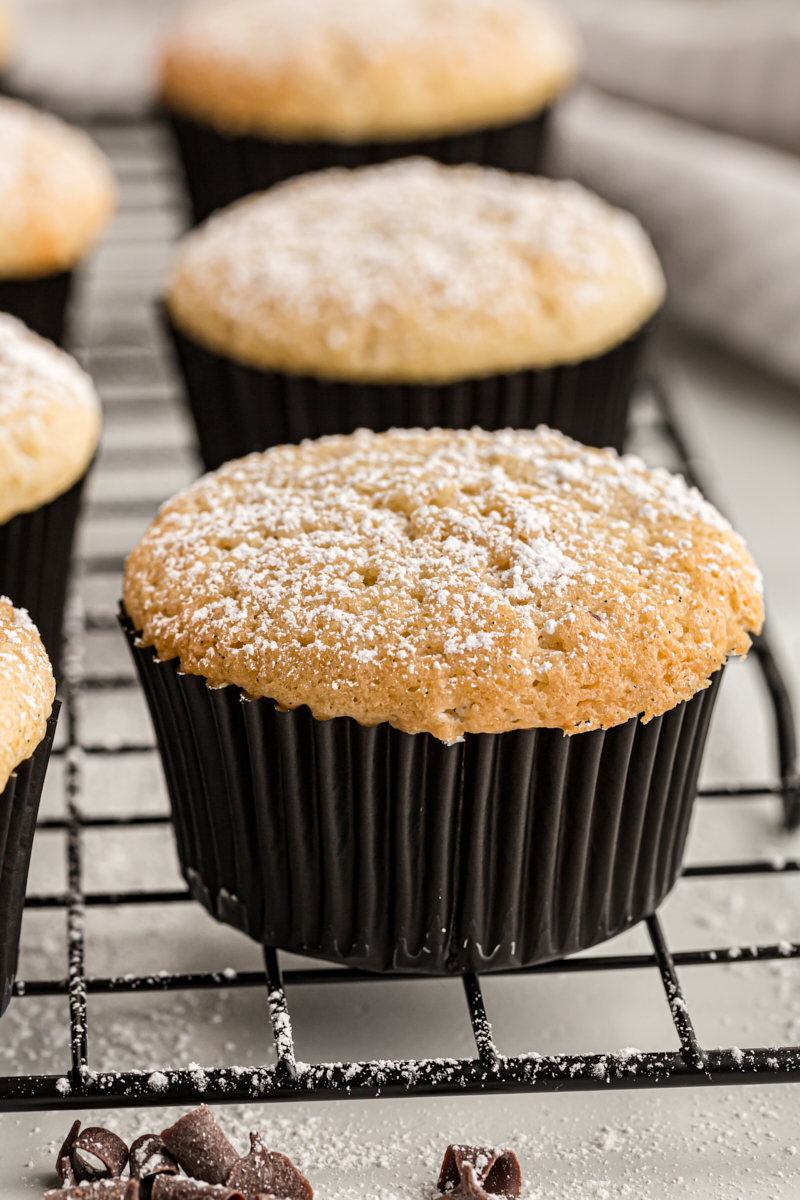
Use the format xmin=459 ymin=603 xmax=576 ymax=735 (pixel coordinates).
xmin=645 ymin=373 xmax=800 ymax=830
xmin=750 ymin=633 xmax=800 ymax=829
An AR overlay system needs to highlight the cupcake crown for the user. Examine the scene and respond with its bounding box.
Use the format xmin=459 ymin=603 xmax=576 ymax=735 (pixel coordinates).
xmin=166 ymin=159 xmax=666 ymax=384
xmin=123 ymin=426 xmax=763 ymax=743
xmin=0 ymin=596 xmax=55 ymax=791
xmin=0 ymin=314 xmax=102 ymax=523
xmin=159 ymin=0 xmax=580 ymax=140
xmin=0 ymin=97 xmax=116 ymax=280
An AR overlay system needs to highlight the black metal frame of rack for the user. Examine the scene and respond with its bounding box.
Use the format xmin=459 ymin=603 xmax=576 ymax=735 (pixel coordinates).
xmin=0 ymin=379 xmax=796 ymax=1113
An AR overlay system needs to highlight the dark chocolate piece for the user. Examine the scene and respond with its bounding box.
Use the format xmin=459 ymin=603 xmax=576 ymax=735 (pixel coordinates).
xmin=226 ymin=1132 xmax=312 ymax=1200
xmin=160 ymin=1106 xmax=239 ymax=1185
xmin=46 ymin=1182 xmax=139 ymax=1200
xmin=58 ymin=1157 xmax=76 ymax=1186
xmin=130 ymin=1134 xmax=180 ymax=1181
xmin=56 ymin=1120 xmax=81 ymax=1182
xmin=437 ymin=1145 xmax=521 ymax=1199
xmin=72 ymin=1126 xmax=130 ymax=1181
xmin=150 ymin=1179 xmax=245 ymax=1200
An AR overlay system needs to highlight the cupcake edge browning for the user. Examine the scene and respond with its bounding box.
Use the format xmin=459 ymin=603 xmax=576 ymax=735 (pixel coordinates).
xmin=159 ymin=0 xmax=580 ymax=141
xmin=0 ymin=314 xmax=102 ymax=524
xmin=123 ymin=427 xmax=763 ymax=743
xmin=165 ymin=160 xmax=665 ymax=384
xmin=0 ymin=97 xmax=117 ymax=280
xmin=0 ymin=596 xmax=55 ymax=790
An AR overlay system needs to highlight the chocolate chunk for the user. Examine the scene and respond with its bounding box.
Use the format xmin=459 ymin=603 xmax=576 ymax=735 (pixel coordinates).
xmin=225 ymin=1132 xmax=312 ymax=1200
xmin=160 ymin=1107 xmax=239 ymax=1185
xmin=130 ymin=1134 xmax=180 ymax=1181
xmin=46 ymin=1183 xmax=139 ymax=1200
xmin=72 ymin=1127 xmax=130 ymax=1181
xmin=437 ymin=1145 xmax=521 ymax=1199
xmin=150 ymin=1180 xmax=245 ymax=1200
xmin=56 ymin=1120 xmax=81 ymax=1183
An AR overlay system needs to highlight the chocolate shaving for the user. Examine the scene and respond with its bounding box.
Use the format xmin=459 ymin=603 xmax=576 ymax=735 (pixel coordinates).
xmin=150 ymin=1180 xmax=245 ymax=1200
xmin=225 ymin=1132 xmax=312 ymax=1200
xmin=160 ymin=1107 xmax=239 ymax=1185
xmin=56 ymin=1120 xmax=81 ymax=1183
xmin=46 ymin=1183 xmax=139 ymax=1200
xmin=72 ymin=1126 xmax=130 ymax=1181
xmin=58 ymin=1156 xmax=76 ymax=1186
xmin=438 ymin=1145 xmax=521 ymax=1199
xmin=130 ymin=1134 xmax=180 ymax=1181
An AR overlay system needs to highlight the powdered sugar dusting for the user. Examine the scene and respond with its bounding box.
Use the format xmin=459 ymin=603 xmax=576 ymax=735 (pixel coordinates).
xmin=123 ymin=426 xmax=762 ymax=742
xmin=167 ymin=159 xmax=664 ymax=381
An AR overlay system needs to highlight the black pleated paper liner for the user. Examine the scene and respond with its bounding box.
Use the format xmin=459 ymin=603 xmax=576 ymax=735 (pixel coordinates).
xmin=121 ymin=610 xmax=721 ymax=975
xmin=0 ymin=704 xmax=60 ymax=1016
xmin=165 ymin=311 xmax=652 ymax=472
xmin=167 ymin=108 xmax=551 ymax=225
xmin=0 ymin=272 xmax=73 ymax=346
xmin=0 ymin=471 xmax=89 ymax=681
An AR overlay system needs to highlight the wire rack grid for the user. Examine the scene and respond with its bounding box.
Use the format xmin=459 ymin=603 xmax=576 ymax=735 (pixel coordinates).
xmin=1 ymin=118 xmax=799 ymax=1114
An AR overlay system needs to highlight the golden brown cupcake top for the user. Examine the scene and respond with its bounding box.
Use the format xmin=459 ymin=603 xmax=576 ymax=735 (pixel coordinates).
xmin=166 ymin=159 xmax=665 ymax=384
xmin=0 ymin=315 xmax=102 ymax=523
xmin=0 ymin=97 xmax=117 ymax=280
xmin=0 ymin=597 xmax=55 ymax=791
xmin=124 ymin=427 xmax=763 ymax=743
xmin=159 ymin=0 xmax=580 ymax=141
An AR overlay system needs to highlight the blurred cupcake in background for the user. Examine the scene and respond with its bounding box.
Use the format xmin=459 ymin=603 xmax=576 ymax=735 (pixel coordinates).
xmin=0 ymin=596 xmax=57 ymax=1014
xmin=0 ymin=314 xmax=101 ymax=679
xmin=0 ymin=2 xmax=16 ymax=75
xmin=159 ymin=0 xmax=581 ymax=223
xmin=0 ymin=97 xmax=116 ymax=345
xmin=164 ymin=159 xmax=665 ymax=470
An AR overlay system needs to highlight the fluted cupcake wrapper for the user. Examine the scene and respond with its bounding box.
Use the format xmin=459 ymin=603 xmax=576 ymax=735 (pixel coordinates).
xmin=165 ymin=312 xmax=653 ymax=473
xmin=122 ymin=610 xmax=720 ymax=975
xmin=167 ymin=109 xmax=551 ymax=225
xmin=0 ymin=471 xmax=89 ymax=681
xmin=0 ymin=272 xmax=73 ymax=346
xmin=0 ymin=705 xmax=60 ymax=1015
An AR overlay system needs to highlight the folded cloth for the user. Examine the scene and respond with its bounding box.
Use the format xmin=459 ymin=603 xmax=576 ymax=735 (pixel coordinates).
xmin=561 ymin=0 xmax=800 ymax=155
xmin=547 ymin=86 xmax=800 ymax=386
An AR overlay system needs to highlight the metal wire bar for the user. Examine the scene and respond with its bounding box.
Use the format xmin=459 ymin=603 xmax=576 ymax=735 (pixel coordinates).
xmin=462 ymin=973 xmax=501 ymax=1072
xmin=646 ymin=916 xmax=707 ymax=1074
xmin=263 ymin=948 xmax=298 ymax=1084
xmin=11 ymin=937 xmax=800 ymax=1002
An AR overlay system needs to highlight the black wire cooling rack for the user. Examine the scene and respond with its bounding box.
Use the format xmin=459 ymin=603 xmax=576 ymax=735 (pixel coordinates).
xmin=1 ymin=120 xmax=799 ymax=1114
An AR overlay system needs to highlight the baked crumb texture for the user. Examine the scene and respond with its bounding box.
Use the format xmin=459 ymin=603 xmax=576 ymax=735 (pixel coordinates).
xmin=166 ymin=159 xmax=665 ymax=384
xmin=123 ymin=426 xmax=763 ymax=744
xmin=0 ymin=314 xmax=102 ymax=523
xmin=0 ymin=595 xmax=55 ymax=791
xmin=159 ymin=0 xmax=581 ymax=141
xmin=0 ymin=96 xmax=116 ymax=280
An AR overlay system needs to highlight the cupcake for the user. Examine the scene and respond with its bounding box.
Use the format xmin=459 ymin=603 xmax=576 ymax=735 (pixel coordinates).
xmin=165 ymin=159 xmax=665 ymax=471
xmin=0 ymin=314 xmax=102 ymax=679
xmin=0 ymin=597 xmax=57 ymax=1014
xmin=121 ymin=426 xmax=763 ymax=974
xmin=160 ymin=0 xmax=581 ymax=223
xmin=0 ymin=97 xmax=116 ymax=345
